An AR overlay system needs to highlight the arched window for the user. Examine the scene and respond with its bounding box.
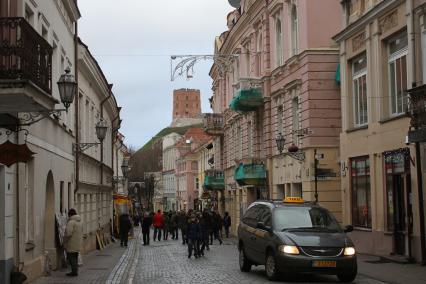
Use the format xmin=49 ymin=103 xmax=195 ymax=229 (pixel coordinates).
xmin=275 ymin=17 xmax=283 ymax=67
xmin=256 ymin=31 xmax=262 ymax=76
xmin=291 ymin=4 xmax=299 ymax=56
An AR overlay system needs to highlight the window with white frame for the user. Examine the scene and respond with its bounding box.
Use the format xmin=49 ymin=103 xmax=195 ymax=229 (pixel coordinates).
xmin=388 ymin=32 xmax=408 ymax=116
xmin=352 ymin=54 xmax=368 ymax=126
xmin=291 ymin=4 xmax=299 ymax=56
xmin=275 ymin=17 xmax=283 ymax=67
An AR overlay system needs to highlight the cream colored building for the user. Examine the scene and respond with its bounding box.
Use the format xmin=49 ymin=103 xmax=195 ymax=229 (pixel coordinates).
xmin=334 ymin=0 xmax=426 ymax=262
xmin=0 ymin=0 xmax=80 ymax=282
xmin=75 ymin=40 xmax=121 ymax=254
xmin=162 ymin=133 xmax=182 ymax=211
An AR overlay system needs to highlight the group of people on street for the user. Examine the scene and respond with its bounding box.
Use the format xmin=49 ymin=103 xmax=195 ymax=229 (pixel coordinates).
xmin=136 ymin=208 xmax=232 ymax=259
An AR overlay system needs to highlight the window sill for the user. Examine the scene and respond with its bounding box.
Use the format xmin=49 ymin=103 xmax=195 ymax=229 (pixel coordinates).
xmin=379 ymin=113 xmax=408 ymax=124
xmin=353 ymin=226 xmax=372 ymax=232
xmin=346 ymin=125 xmax=368 ymax=133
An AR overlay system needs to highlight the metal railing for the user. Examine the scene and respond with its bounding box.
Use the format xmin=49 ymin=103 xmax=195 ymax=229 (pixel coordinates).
xmin=0 ymin=17 xmax=52 ymax=95
xmin=203 ymin=113 xmax=224 ymax=132
xmin=408 ymin=85 xmax=426 ymax=128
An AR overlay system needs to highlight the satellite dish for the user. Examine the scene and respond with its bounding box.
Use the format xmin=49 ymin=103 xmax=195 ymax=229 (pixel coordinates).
xmin=228 ymin=0 xmax=241 ymax=8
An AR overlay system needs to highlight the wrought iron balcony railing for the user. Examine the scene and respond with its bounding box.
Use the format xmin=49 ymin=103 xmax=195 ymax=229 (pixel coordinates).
xmin=408 ymin=85 xmax=426 ymax=128
xmin=203 ymin=113 xmax=224 ymax=135
xmin=0 ymin=17 xmax=53 ymax=95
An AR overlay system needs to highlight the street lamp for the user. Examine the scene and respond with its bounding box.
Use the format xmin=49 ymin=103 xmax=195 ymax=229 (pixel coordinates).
xmin=275 ymin=133 xmax=305 ymax=161
xmin=57 ymin=67 xmax=77 ymax=111
xmin=73 ymin=119 xmax=109 ymax=154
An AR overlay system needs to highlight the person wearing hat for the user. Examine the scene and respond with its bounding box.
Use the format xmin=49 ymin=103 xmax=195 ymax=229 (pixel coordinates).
xmin=63 ymin=208 xmax=83 ymax=277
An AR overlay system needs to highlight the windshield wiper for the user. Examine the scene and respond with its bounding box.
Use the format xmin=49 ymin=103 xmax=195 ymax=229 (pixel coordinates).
xmin=282 ymin=227 xmax=339 ymax=232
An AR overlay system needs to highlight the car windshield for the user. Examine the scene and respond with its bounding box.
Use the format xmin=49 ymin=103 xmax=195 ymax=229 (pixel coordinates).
xmin=273 ymin=206 xmax=342 ymax=232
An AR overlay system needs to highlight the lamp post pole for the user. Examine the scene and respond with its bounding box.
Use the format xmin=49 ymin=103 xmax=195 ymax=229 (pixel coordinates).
xmin=314 ymin=149 xmax=318 ymax=203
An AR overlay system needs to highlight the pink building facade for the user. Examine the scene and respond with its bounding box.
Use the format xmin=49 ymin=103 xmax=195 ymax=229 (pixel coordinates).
xmin=207 ymin=0 xmax=343 ymax=235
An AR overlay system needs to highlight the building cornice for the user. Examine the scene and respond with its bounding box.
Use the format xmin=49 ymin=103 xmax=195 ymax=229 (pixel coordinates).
xmin=333 ymin=0 xmax=404 ymax=42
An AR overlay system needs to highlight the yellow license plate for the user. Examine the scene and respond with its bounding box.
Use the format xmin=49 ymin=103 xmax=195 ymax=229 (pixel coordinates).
xmin=312 ymin=260 xmax=336 ymax=268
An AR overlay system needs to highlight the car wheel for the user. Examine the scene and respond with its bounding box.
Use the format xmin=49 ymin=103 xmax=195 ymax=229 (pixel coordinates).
xmin=239 ymin=247 xmax=252 ymax=272
xmin=337 ymin=271 xmax=357 ymax=283
xmin=265 ymin=252 xmax=279 ymax=281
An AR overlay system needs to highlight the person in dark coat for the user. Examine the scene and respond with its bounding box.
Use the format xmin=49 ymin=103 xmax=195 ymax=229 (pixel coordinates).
xmin=223 ymin=211 xmax=231 ymax=238
xmin=186 ymin=212 xmax=200 ymax=258
xmin=170 ymin=211 xmax=178 ymax=240
xmin=212 ymin=211 xmax=223 ymax=245
xmin=141 ymin=212 xmax=152 ymax=245
xmin=119 ymin=213 xmax=132 ymax=247
xmin=177 ymin=210 xmax=188 ymax=245
xmin=163 ymin=211 xmax=170 ymax=240
xmin=199 ymin=211 xmax=211 ymax=255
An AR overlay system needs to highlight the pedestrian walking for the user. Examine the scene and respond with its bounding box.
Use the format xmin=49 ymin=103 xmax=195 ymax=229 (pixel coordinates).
xmin=199 ymin=211 xmax=210 ymax=255
xmin=177 ymin=210 xmax=188 ymax=245
xmin=212 ymin=211 xmax=223 ymax=245
xmin=63 ymin=208 xmax=83 ymax=277
xmin=223 ymin=211 xmax=231 ymax=238
xmin=170 ymin=211 xmax=178 ymax=240
xmin=141 ymin=212 xmax=152 ymax=245
xmin=186 ymin=211 xmax=200 ymax=258
xmin=152 ymin=210 xmax=164 ymax=241
xmin=119 ymin=213 xmax=132 ymax=247
xmin=163 ymin=211 xmax=170 ymax=240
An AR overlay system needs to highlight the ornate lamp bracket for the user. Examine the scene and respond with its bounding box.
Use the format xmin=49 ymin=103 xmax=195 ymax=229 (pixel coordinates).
xmin=170 ymin=54 xmax=238 ymax=81
xmin=288 ymin=151 xmax=306 ymax=161
xmin=72 ymin=142 xmax=100 ymax=154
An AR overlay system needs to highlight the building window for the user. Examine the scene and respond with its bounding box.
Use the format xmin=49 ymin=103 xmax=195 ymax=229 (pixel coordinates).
xmin=248 ymin=121 xmax=253 ymax=157
xmin=388 ymin=33 xmax=408 ymax=116
xmin=277 ymin=105 xmax=284 ymax=136
xmin=291 ymin=4 xmax=299 ymax=56
xmin=237 ymin=125 xmax=242 ymax=160
xmin=350 ymin=157 xmax=371 ymax=228
xmin=291 ymin=96 xmax=300 ymax=145
xmin=352 ymin=54 xmax=368 ymax=126
xmin=60 ymin=181 xmax=64 ymax=213
xmin=256 ymin=31 xmax=262 ymax=77
xmin=195 ymin=178 xmax=199 ymax=190
xmin=245 ymin=44 xmax=251 ymax=77
xmin=275 ymin=17 xmax=283 ymax=67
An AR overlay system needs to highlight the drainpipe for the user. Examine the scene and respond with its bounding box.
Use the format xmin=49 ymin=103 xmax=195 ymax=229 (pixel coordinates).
xmin=14 ymin=131 xmax=20 ymax=267
xmin=74 ymin=22 xmax=80 ymax=195
xmin=410 ymin=0 xmax=426 ymax=265
xmin=99 ymin=86 xmax=112 ymax=229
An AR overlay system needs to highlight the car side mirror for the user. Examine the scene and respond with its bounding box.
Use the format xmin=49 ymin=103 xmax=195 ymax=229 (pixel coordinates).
xmin=344 ymin=225 xmax=354 ymax=233
xmin=257 ymin=222 xmax=271 ymax=232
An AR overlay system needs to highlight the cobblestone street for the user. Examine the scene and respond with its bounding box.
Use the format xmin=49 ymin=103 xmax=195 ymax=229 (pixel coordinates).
xmin=131 ymin=233 xmax=385 ymax=284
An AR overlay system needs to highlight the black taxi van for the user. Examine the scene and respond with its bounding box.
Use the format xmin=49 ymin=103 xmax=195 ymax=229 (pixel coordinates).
xmin=237 ymin=197 xmax=357 ymax=282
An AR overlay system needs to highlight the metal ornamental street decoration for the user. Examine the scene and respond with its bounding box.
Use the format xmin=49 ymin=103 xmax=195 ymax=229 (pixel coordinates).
xmin=170 ymin=54 xmax=237 ymax=81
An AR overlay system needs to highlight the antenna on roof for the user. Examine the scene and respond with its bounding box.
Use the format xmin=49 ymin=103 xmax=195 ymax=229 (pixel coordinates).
xmin=228 ymin=0 xmax=241 ymax=8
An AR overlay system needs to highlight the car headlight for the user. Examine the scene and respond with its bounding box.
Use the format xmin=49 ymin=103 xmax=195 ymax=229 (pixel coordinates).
xmin=344 ymin=247 xmax=356 ymax=256
xmin=279 ymin=245 xmax=300 ymax=255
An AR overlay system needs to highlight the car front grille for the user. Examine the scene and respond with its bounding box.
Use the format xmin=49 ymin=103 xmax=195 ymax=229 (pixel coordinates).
xmin=300 ymin=247 xmax=343 ymax=257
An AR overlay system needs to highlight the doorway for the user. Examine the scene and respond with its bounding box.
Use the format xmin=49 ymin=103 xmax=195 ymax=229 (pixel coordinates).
xmin=44 ymin=171 xmax=58 ymax=268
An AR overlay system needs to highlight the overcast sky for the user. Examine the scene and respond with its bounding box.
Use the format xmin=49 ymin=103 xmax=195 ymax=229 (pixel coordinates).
xmin=78 ymin=0 xmax=233 ymax=149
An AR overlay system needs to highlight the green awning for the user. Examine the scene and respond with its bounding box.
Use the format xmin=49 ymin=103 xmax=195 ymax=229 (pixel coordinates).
xmin=229 ymin=88 xmax=263 ymax=112
xmin=335 ymin=63 xmax=341 ymax=84
xmin=204 ymin=171 xmax=225 ymax=191
xmin=234 ymin=163 xmax=267 ymax=186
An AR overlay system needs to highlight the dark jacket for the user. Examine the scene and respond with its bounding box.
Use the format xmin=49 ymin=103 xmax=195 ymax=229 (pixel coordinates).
xmin=223 ymin=215 xmax=231 ymax=227
xmin=119 ymin=214 xmax=132 ymax=234
xmin=199 ymin=214 xmax=210 ymax=240
xmin=170 ymin=213 xmax=178 ymax=229
xmin=177 ymin=212 xmax=188 ymax=230
xmin=141 ymin=215 xmax=152 ymax=232
xmin=187 ymin=220 xmax=200 ymax=241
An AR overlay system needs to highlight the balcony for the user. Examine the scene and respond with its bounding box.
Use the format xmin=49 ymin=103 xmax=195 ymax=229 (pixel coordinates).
xmin=229 ymin=87 xmax=263 ymax=112
xmin=203 ymin=169 xmax=224 ymax=191
xmin=234 ymin=163 xmax=266 ymax=186
xmin=0 ymin=17 xmax=56 ymax=113
xmin=203 ymin=113 xmax=224 ymax=135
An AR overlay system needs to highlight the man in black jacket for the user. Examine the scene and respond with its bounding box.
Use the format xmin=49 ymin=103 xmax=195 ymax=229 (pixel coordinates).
xmin=119 ymin=213 xmax=132 ymax=247
xmin=141 ymin=212 xmax=152 ymax=245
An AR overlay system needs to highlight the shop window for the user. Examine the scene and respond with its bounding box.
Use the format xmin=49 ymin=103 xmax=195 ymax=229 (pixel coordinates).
xmin=350 ymin=157 xmax=371 ymax=228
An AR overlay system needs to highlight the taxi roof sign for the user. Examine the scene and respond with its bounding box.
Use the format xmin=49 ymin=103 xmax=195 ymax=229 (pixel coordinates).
xmin=283 ymin=197 xmax=304 ymax=203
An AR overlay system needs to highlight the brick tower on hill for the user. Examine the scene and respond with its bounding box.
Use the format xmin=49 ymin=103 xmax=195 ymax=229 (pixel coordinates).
xmin=170 ymin=89 xmax=202 ymax=127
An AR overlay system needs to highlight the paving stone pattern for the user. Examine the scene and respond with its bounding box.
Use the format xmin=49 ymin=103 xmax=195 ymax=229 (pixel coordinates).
xmin=133 ymin=236 xmax=386 ymax=284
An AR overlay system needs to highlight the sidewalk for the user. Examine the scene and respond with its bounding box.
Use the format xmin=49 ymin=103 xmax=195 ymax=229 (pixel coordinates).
xmin=32 ymin=231 xmax=140 ymax=284
xmin=357 ymin=254 xmax=426 ymax=284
